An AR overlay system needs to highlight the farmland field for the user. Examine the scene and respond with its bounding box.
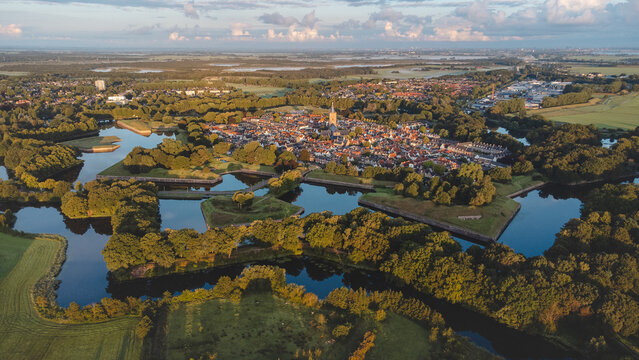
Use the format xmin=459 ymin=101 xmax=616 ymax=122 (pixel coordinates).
xmin=226 ymin=83 xmax=292 ymax=97
xmin=0 ymin=233 xmax=142 ymax=360
xmin=529 ymin=92 xmax=639 ymax=129
xmin=567 ymin=65 xmax=639 ymax=76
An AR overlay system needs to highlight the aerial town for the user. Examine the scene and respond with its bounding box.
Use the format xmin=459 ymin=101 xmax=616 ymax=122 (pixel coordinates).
xmin=210 ymin=105 xmax=509 ymax=174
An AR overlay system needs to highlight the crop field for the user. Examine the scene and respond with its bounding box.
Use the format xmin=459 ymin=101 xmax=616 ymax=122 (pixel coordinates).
xmin=201 ymin=195 xmax=303 ymax=227
xmin=530 ymin=92 xmax=639 ymax=129
xmin=0 ymin=233 xmax=142 ymax=360
xmin=567 ymin=65 xmax=639 ymax=75
xmin=226 ymin=83 xmax=292 ymax=97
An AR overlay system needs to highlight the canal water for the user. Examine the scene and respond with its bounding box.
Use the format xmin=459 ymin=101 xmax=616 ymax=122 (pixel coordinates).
xmin=0 ymin=125 xmax=615 ymax=359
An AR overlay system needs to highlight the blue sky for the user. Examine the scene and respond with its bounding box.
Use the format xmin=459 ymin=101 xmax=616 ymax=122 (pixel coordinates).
xmin=0 ymin=0 xmax=637 ymax=49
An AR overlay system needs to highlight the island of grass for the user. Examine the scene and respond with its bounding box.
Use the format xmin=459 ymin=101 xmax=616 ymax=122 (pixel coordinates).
xmin=359 ymin=175 xmax=544 ymax=243
xmin=116 ymin=119 xmax=152 ymax=136
xmin=0 ymin=232 xmax=142 ymax=359
xmin=99 ymin=160 xmax=221 ymax=184
xmin=61 ymin=135 xmax=122 ymax=153
xmin=201 ymin=194 xmax=303 ymax=228
xmin=305 ymin=169 xmax=397 ymax=189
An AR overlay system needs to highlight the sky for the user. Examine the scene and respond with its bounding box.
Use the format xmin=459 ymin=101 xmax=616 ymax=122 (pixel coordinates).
xmin=0 ymin=0 xmax=637 ymax=50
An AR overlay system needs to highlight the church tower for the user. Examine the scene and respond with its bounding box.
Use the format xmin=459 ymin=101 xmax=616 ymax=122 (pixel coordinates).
xmin=329 ymin=102 xmax=337 ymax=127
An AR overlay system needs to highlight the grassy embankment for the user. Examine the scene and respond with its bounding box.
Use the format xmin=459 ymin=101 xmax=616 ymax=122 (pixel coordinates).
xmin=360 ymin=175 xmax=543 ymax=240
xmin=100 ymin=160 xmax=220 ymax=181
xmin=529 ymin=92 xmax=639 ymax=130
xmin=116 ymin=119 xmax=152 ymax=136
xmin=0 ymin=232 xmax=142 ymax=359
xmin=154 ymin=290 xmax=495 ymax=360
xmin=226 ymin=83 xmax=292 ymax=98
xmin=61 ymin=135 xmax=122 ymax=153
xmin=306 ymin=169 xmax=397 ymax=188
xmin=201 ymin=194 xmax=302 ymax=228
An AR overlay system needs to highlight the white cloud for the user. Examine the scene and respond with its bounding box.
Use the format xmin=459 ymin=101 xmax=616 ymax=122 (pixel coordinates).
xmin=168 ymin=32 xmax=187 ymax=41
xmin=231 ymin=23 xmax=250 ymax=36
xmin=267 ymin=25 xmax=350 ymax=42
xmin=0 ymin=24 xmax=22 ymax=36
xmin=429 ymin=26 xmax=492 ymax=41
xmin=544 ymin=0 xmax=610 ymax=24
xmin=183 ymin=2 xmax=199 ymax=19
xmin=194 ymin=35 xmax=211 ymax=40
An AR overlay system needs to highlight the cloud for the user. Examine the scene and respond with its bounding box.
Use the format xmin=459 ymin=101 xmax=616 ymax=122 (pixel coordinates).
xmin=0 ymin=24 xmax=22 ymax=36
xmin=267 ymin=25 xmax=350 ymax=42
xmin=544 ymin=0 xmax=609 ymax=25
xmin=168 ymin=32 xmax=187 ymax=41
xmin=183 ymin=2 xmax=199 ymax=19
xmin=259 ymin=10 xmax=319 ymax=28
xmin=259 ymin=12 xmax=299 ymax=26
xmin=231 ymin=23 xmax=250 ymax=36
xmin=194 ymin=35 xmax=212 ymax=40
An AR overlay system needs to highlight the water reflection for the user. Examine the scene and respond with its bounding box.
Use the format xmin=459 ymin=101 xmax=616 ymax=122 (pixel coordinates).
xmin=499 ymin=189 xmax=582 ymax=257
xmin=283 ymin=183 xmax=364 ymax=216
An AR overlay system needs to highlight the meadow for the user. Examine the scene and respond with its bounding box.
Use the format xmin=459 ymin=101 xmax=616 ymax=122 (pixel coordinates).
xmin=159 ymin=290 xmax=447 ymax=360
xmin=0 ymin=233 xmax=142 ymax=360
xmin=530 ymin=92 xmax=639 ymax=129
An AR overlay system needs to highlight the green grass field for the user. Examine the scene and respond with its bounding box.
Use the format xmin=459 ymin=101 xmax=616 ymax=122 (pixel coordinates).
xmin=61 ymin=135 xmax=122 ymax=152
xmin=159 ymin=290 xmax=487 ymax=360
xmin=201 ymin=195 xmax=303 ymax=227
xmin=0 ymin=233 xmax=142 ymax=359
xmin=226 ymin=83 xmax=292 ymax=98
xmin=530 ymin=92 xmax=639 ymax=129
xmin=567 ymin=65 xmax=639 ymax=76
xmin=360 ymin=175 xmax=541 ymax=239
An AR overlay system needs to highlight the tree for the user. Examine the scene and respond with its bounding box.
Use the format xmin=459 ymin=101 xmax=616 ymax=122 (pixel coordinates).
xmin=136 ymin=316 xmax=153 ymax=339
xmin=232 ymin=191 xmax=255 ymax=209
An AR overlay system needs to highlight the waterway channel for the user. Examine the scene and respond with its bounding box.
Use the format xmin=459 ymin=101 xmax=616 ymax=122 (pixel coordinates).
xmin=2 ymin=124 xmax=626 ymax=359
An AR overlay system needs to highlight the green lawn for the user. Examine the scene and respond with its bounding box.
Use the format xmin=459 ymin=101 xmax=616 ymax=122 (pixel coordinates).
xmin=0 ymin=234 xmax=142 ymax=359
xmin=0 ymin=233 xmax=33 ymax=280
xmin=529 ymin=92 xmax=639 ymax=129
xmin=201 ymin=195 xmax=303 ymax=227
xmin=61 ymin=135 xmax=121 ymax=152
xmin=99 ymin=160 xmax=220 ymax=180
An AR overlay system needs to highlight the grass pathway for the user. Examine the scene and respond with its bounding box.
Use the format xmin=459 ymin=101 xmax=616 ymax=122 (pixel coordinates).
xmin=0 ymin=234 xmax=142 ymax=360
